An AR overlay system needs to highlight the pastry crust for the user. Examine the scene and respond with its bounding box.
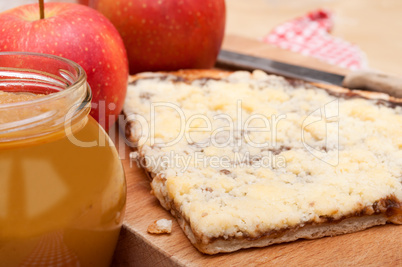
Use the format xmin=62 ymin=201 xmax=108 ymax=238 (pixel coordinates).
xmin=124 ymin=69 xmax=402 ymax=254
xmin=150 ymin=171 xmax=401 ymax=254
xmin=128 ymin=69 xmax=402 ymax=104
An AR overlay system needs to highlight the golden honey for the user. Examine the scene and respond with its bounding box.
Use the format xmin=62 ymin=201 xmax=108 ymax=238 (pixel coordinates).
xmin=0 ymin=52 xmax=126 ymax=266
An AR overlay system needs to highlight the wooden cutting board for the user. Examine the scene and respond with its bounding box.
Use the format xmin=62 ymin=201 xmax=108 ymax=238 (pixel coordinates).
xmin=111 ymin=35 xmax=402 ymax=267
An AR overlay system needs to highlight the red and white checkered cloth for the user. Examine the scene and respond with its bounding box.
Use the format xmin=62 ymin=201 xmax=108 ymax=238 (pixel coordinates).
xmin=262 ymin=9 xmax=367 ymax=70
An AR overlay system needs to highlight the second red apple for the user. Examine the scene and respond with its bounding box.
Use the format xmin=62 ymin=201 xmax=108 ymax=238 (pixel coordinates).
xmin=90 ymin=0 xmax=226 ymax=74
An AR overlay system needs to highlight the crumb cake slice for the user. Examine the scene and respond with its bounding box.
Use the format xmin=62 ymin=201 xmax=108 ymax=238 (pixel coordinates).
xmin=123 ymin=70 xmax=402 ymax=254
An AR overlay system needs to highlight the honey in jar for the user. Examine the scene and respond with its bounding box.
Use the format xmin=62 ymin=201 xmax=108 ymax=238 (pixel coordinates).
xmin=0 ymin=52 xmax=126 ymax=267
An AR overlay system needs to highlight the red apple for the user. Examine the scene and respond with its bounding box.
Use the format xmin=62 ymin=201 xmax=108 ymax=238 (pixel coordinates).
xmin=90 ymin=0 xmax=226 ymax=74
xmin=78 ymin=0 xmax=90 ymax=5
xmin=0 ymin=2 xmax=128 ymax=130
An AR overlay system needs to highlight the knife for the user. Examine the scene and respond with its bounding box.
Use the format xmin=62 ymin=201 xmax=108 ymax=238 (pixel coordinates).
xmin=216 ymin=50 xmax=402 ymax=98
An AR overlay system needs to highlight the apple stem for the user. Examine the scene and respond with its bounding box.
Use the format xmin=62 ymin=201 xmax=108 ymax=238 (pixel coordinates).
xmin=39 ymin=0 xmax=45 ymax=19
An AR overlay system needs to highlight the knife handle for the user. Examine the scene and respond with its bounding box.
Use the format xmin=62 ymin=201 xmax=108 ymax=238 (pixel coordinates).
xmin=342 ymin=70 xmax=402 ymax=98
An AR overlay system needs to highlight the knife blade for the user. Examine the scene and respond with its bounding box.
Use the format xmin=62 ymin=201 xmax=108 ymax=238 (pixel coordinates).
xmin=217 ymin=50 xmax=345 ymax=86
xmin=216 ymin=50 xmax=402 ymax=98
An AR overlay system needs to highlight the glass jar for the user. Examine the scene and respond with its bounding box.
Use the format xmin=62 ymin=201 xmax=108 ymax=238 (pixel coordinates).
xmin=0 ymin=52 xmax=126 ymax=267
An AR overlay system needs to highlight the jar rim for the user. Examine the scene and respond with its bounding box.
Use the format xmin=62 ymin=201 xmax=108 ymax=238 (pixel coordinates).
xmin=0 ymin=51 xmax=88 ymax=109
xmin=0 ymin=51 xmax=92 ymax=145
